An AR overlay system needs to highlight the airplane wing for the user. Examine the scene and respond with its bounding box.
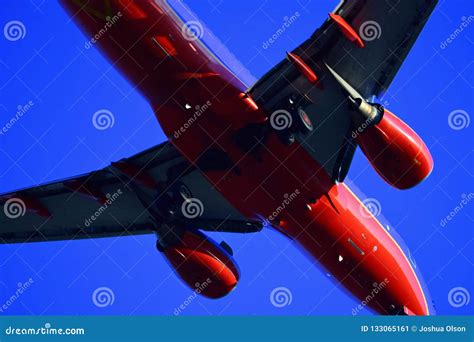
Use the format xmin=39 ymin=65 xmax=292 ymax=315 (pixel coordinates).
xmin=249 ymin=0 xmax=438 ymax=181
xmin=0 ymin=141 xmax=262 ymax=244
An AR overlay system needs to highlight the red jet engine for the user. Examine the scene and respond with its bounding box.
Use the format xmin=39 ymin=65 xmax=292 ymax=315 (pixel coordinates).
xmin=355 ymin=108 xmax=433 ymax=189
xmin=326 ymin=64 xmax=433 ymax=189
xmin=160 ymin=230 xmax=240 ymax=298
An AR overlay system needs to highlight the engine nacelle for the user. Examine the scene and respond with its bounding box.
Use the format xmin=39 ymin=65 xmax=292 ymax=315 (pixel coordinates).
xmin=356 ymin=109 xmax=433 ymax=189
xmin=161 ymin=230 xmax=240 ymax=299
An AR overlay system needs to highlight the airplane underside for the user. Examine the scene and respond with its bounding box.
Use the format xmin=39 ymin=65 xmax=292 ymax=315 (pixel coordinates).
xmin=0 ymin=0 xmax=439 ymax=316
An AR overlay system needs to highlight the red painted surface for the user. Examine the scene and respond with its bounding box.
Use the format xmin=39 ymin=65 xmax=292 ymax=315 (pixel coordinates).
xmin=356 ymin=110 xmax=434 ymax=189
xmin=329 ymin=13 xmax=365 ymax=48
xmin=152 ymin=35 xmax=178 ymax=57
xmin=163 ymin=230 xmax=240 ymax=299
xmin=60 ymin=0 xmax=431 ymax=315
xmin=287 ymin=52 xmax=319 ymax=84
xmin=239 ymin=92 xmax=260 ymax=111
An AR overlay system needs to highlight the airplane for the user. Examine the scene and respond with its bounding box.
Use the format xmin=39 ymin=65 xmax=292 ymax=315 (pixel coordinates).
xmin=0 ymin=0 xmax=438 ymax=315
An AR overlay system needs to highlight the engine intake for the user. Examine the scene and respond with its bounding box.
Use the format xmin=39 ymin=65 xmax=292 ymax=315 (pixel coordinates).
xmin=161 ymin=230 xmax=240 ymax=298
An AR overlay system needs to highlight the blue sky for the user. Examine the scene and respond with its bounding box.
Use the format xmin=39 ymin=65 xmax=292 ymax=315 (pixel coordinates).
xmin=0 ymin=0 xmax=472 ymax=315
